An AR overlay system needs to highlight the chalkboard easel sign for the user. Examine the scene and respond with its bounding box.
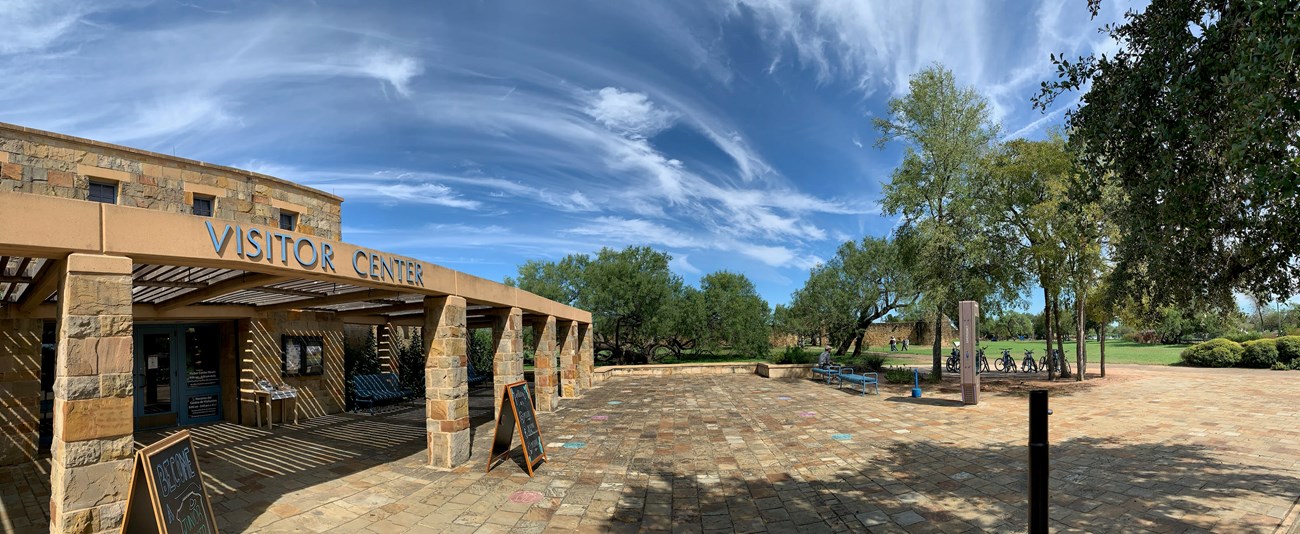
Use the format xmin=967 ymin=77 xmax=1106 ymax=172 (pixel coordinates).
xmin=121 ymin=430 xmax=218 ymax=534
xmin=486 ymin=380 xmax=546 ymax=476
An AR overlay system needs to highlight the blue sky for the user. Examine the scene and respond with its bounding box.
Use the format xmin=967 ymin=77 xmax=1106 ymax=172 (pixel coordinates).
xmin=1 ymin=0 xmax=1140 ymax=312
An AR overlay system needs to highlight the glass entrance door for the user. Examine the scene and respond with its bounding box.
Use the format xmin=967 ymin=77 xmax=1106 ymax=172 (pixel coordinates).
xmin=135 ymin=328 xmax=178 ymax=428
xmin=180 ymin=326 xmax=222 ymax=425
xmin=135 ymin=324 xmax=222 ymax=428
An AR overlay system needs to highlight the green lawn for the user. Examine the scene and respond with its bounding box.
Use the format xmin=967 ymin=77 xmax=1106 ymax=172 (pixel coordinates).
xmin=883 ymin=339 xmax=1189 ymax=366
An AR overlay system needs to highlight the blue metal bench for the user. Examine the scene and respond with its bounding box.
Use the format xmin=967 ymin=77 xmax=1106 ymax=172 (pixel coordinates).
xmin=352 ymin=373 xmax=407 ymax=414
xmin=380 ymin=372 xmax=418 ymax=400
xmin=468 ymin=362 xmax=488 ymax=386
xmin=834 ymin=368 xmax=880 ymax=396
xmin=810 ymin=364 xmax=842 ymax=384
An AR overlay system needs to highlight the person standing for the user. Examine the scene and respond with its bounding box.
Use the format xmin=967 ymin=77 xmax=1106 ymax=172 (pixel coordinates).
xmin=902 ymin=338 xmax=909 ymax=351
xmin=889 ymin=336 xmax=897 ymax=352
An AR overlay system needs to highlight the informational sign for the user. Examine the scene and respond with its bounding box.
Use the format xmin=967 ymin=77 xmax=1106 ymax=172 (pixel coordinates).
xmin=186 ymin=369 xmax=218 ymax=388
xmin=187 ymin=395 xmax=219 ymax=419
xmin=121 ymin=430 xmax=218 ymax=534
xmin=148 ymin=356 xmax=159 ymax=370
xmin=959 ymin=300 xmax=980 ymax=405
xmin=486 ymin=381 xmax=546 ymax=476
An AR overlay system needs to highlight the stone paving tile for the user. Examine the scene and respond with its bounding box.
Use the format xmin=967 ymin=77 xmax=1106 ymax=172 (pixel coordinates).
xmin=6 ymin=364 xmax=1300 ymax=532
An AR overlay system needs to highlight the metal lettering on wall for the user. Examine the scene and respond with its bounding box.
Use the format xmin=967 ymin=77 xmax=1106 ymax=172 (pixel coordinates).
xmin=205 ymin=221 xmax=425 ymax=287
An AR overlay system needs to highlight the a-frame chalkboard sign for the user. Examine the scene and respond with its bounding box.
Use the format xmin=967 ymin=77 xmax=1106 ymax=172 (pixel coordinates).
xmin=486 ymin=380 xmax=546 ymax=476
xmin=120 ymin=430 xmax=218 ymax=534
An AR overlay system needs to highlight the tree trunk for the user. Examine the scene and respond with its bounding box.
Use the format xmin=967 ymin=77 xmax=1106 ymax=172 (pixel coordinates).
xmin=1042 ymin=287 xmax=1054 ymax=379
xmin=1075 ymin=292 xmax=1085 ymax=382
xmin=1099 ymin=323 xmax=1107 ymax=378
xmin=932 ymin=309 xmax=943 ymax=379
xmin=850 ymin=331 xmax=865 ymax=358
xmin=1053 ymin=295 xmax=1067 ymax=379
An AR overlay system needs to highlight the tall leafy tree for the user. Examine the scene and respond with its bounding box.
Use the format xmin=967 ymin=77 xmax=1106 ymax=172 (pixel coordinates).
xmin=695 ymin=271 xmax=772 ymax=357
xmin=877 ymin=64 xmax=1020 ymax=377
xmin=1038 ymin=0 xmax=1300 ymax=311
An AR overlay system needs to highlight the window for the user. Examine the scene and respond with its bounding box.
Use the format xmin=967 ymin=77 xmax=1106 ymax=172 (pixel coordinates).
xmin=279 ymin=211 xmax=297 ymax=231
xmin=281 ymin=335 xmax=324 ymax=377
xmin=88 ymin=180 xmax=117 ymax=204
xmin=192 ymin=195 xmax=213 ymax=217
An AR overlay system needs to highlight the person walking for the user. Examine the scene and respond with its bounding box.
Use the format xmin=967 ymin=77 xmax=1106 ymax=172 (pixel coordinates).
xmin=889 ymin=336 xmax=897 ymax=352
xmin=902 ymin=338 xmax=909 ymax=351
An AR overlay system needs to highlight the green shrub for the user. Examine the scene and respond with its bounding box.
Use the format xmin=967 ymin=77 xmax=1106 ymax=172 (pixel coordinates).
xmin=862 ymin=353 xmax=887 ymax=372
xmin=774 ymin=345 xmax=814 ymax=364
xmin=1275 ymin=336 xmax=1300 ymax=365
xmin=884 ymin=366 xmax=916 ymax=384
xmin=1272 ymin=361 xmax=1289 ymax=370
xmin=1240 ymin=339 xmax=1278 ymax=368
xmin=1180 ymin=338 xmax=1244 ymax=367
xmin=1224 ymin=331 xmax=1263 ymax=343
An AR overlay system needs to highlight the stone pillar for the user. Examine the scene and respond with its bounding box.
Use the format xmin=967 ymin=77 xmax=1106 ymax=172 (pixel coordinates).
xmin=557 ymin=319 xmax=580 ymax=398
xmin=531 ymin=315 xmax=558 ymax=412
xmin=50 ymin=254 xmax=134 ymax=534
xmin=577 ymin=323 xmax=594 ymax=390
xmin=377 ymin=322 xmax=396 ymax=374
xmin=423 ymin=296 xmax=470 ymax=468
xmin=489 ymin=307 xmax=523 ymax=420
xmin=0 ymin=317 xmax=42 ymax=466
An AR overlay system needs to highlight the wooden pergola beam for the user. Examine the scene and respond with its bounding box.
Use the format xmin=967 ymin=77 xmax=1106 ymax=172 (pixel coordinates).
xmin=257 ymin=289 xmax=403 ymax=313
xmin=334 ymin=301 xmax=424 ymax=318
xmin=156 ymin=272 xmax=289 ymax=311
xmin=17 ymin=259 xmax=61 ymax=313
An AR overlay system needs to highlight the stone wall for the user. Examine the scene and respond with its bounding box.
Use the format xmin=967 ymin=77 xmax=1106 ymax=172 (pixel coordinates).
xmin=770 ymin=320 xmax=957 ymax=350
xmin=0 ymin=317 xmax=41 ymax=466
xmin=0 ymin=125 xmax=342 ymax=239
xmin=239 ymin=312 xmax=346 ymax=425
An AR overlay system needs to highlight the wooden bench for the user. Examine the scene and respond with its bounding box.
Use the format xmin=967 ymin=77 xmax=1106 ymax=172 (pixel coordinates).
xmin=835 ymin=368 xmax=880 ymax=396
xmin=810 ymin=364 xmax=843 ymax=384
xmin=352 ymin=373 xmax=409 ymax=414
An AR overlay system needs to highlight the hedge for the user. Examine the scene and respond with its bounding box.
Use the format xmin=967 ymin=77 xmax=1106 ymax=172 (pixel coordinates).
xmin=1180 ymin=338 xmax=1244 ymax=368
xmin=1276 ymin=336 xmax=1300 ymax=365
xmin=1240 ymin=339 xmax=1279 ymax=369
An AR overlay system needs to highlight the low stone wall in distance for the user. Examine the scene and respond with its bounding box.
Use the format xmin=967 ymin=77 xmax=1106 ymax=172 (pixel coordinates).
xmin=592 ymin=362 xmax=817 ymax=383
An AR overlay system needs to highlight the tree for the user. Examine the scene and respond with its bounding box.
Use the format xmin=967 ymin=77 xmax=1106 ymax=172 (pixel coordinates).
xmin=787 ymin=237 xmax=918 ymax=357
xmin=505 ymin=255 xmax=588 ymax=305
xmin=1038 ymin=0 xmax=1300 ymax=312
xmin=877 ymin=64 xmax=1022 ymax=377
xmin=694 ymin=271 xmax=772 ymax=357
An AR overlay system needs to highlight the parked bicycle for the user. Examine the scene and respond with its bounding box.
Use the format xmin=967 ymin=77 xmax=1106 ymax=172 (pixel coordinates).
xmin=1040 ymin=349 xmax=1071 ymax=376
xmin=1021 ymin=349 xmax=1039 ymax=374
xmin=995 ymin=348 xmax=1018 ymax=372
xmin=946 ymin=347 xmax=960 ymax=373
xmin=975 ymin=347 xmax=990 ymax=374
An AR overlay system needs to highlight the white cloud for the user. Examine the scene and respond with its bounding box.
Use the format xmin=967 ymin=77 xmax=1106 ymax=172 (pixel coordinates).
xmin=669 ymin=253 xmax=703 ymax=275
xmin=0 ymin=0 xmax=101 ymax=55
xmin=356 ymin=49 xmax=423 ymax=97
xmin=585 ymin=87 xmax=677 ymax=139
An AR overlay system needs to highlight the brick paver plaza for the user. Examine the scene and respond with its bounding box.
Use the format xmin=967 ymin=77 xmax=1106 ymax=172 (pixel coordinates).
xmin=4 ymin=364 xmax=1300 ymax=533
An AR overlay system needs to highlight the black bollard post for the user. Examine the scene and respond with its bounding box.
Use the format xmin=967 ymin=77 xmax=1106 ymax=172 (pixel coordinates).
xmin=1029 ymin=390 xmax=1049 ymax=533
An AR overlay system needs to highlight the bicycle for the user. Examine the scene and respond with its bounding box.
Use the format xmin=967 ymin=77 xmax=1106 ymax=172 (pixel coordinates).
xmin=1040 ymin=349 xmax=1072 ymax=376
xmin=1021 ymin=349 xmax=1039 ymax=374
xmin=975 ymin=347 xmax=990 ymax=374
xmin=994 ymin=348 xmax=1017 ymax=372
xmin=946 ymin=347 xmax=960 ymax=373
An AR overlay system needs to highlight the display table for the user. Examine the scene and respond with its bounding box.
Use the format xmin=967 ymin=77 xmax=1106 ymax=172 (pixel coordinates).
xmin=253 ymin=388 xmax=298 ymax=429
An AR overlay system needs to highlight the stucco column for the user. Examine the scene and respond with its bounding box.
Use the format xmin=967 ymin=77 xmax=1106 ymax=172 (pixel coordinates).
xmin=0 ymin=316 xmax=42 ymax=466
xmin=531 ymin=315 xmax=558 ymax=412
xmin=377 ymin=322 xmax=397 ymax=374
xmin=556 ymin=319 xmax=580 ymax=398
xmin=577 ymin=322 xmax=594 ymax=389
xmin=50 ymin=253 xmax=134 ymax=534
xmin=423 ymin=295 xmax=470 ymax=468
xmin=489 ymin=307 xmax=523 ymax=420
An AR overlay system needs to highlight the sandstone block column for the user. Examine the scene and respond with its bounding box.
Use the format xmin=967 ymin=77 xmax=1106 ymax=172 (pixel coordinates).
xmin=530 ymin=315 xmax=558 ymax=412
xmin=50 ymin=254 xmax=134 ymax=534
xmin=577 ymin=323 xmax=594 ymax=390
xmin=0 ymin=317 xmax=42 ymax=466
xmin=556 ymin=319 xmax=580 ymax=398
xmin=489 ymin=307 xmax=523 ymax=420
xmin=423 ymin=296 xmax=470 ymax=468
xmin=377 ymin=322 xmax=397 ymax=374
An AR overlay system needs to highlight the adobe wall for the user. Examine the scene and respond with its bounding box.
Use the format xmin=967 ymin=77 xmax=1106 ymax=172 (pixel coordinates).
xmin=0 ymin=124 xmax=342 ymax=239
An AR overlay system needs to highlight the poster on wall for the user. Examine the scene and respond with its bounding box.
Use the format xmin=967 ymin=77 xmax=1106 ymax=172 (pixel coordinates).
xmin=283 ymin=339 xmax=302 ymax=375
xmin=303 ymin=339 xmax=323 ymax=375
xmin=187 ymin=394 xmax=219 ymax=419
